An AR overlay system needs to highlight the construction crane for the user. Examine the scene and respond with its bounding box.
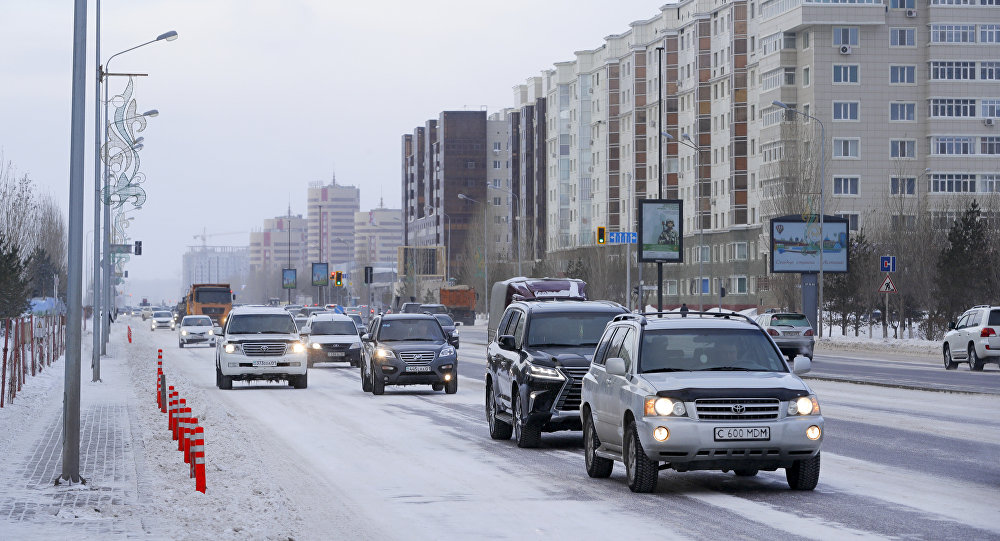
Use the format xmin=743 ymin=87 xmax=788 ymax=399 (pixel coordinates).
xmin=193 ymin=228 xmax=246 ymax=250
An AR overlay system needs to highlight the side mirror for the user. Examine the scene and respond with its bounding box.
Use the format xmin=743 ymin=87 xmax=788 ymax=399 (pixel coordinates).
xmin=448 ymin=335 xmax=460 ymax=347
xmin=606 ymin=357 xmax=627 ymax=377
xmin=361 ymin=333 xmax=372 ymax=342
xmin=792 ymin=355 xmax=811 ymax=375
xmin=947 ymin=321 xmax=956 ymax=330
xmin=455 ymin=321 xmax=463 ymax=327
xmin=498 ymin=335 xmax=516 ymax=351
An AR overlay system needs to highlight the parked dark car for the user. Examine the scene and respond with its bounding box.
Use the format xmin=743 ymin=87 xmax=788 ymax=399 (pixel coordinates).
xmin=400 ymin=302 xmax=423 ymax=314
xmin=485 ymin=299 xmax=626 ymax=447
xmin=360 ymin=314 xmax=458 ymax=395
xmin=433 ymin=314 xmax=460 ymax=348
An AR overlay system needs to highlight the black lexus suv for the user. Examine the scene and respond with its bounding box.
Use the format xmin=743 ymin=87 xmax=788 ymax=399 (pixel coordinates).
xmin=485 ymin=300 xmax=626 ymax=447
xmin=361 ymin=314 xmax=459 ymax=395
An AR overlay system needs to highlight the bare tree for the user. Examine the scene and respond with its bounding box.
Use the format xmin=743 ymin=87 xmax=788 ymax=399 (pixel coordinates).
xmin=0 ymin=154 xmax=39 ymax=256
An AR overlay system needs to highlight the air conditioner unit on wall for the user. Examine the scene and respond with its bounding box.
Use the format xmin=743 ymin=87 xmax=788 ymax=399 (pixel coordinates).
xmin=905 ymin=9 xmax=917 ymax=17
xmin=839 ymin=45 xmax=852 ymax=55
xmin=986 ymin=118 xmax=996 ymax=126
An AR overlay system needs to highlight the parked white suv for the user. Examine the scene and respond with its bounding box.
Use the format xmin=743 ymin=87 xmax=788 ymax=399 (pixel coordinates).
xmin=943 ymin=305 xmax=1000 ymax=371
xmin=215 ymin=306 xmax=308 ymax=389
xmin=581 ymin=311 xmax=824 ymax=493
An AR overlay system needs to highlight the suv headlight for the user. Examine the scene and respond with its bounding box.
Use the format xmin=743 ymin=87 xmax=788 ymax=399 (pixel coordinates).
xmin=181 ymin=330 xmax=188 ymax=336
xmin=527 ymin=363 xmax=564 ymax=380
xmin=375 ymin=348 xmax=395 ymax=361
xmin=439 ymin=345 xmax=456 ymax=357
xmin=349 ymin=342 xmax=361 ymax=349
xmin=644 ymin=397 xmax=687 ymax=417
xmin=788 ymin=395 xmax=820 ymax=416
xmin=208 ymin=329 xmax=214 ymax=336
xmin=291 ymin=342 xmax=305 ymax=354
xmin=311 ymin=342 xmax=322 ymax=350
xmin=224 ymin=343 xmax=240 ymax=354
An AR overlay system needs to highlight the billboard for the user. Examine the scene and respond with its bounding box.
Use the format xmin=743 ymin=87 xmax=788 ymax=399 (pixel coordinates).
xmin=770 ymin=215 xmax=849 ymax=273
xmin=281 ymin=268 xmax=297 ymax=289
xmin=312 ymin=262 xmax=329 ymax=286
xmin=638 ymin=199 xmax=684 ymax=263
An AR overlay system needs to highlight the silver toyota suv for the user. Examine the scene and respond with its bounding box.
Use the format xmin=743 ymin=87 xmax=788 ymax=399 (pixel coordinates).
xmin=943 ymin=305 xmax=1000 ymax=370
xmin=581 ymin=311 xmax=823 ymax=493
xmin=215 ymin=306 xmax=308 ymax=389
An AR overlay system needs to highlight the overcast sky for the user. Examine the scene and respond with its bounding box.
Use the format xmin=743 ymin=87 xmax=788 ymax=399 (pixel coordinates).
xmin=1 ymin=0 xmax=668 ymax=301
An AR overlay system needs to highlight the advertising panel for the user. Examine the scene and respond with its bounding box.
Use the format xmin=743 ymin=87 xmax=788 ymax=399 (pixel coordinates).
xmin=770 ymin=215 xmax=849 ymax=273
xmin=281 ymin=268 xmax=297 ymax=289
xmin=312 ymin=262 xmax=329 ymax=286
xmin=638 ymin=199 xmax=684 ymax=263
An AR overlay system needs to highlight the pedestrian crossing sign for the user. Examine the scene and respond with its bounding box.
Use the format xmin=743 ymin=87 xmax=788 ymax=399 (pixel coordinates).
xmin=878 ymin=274 xmax=897 ymax=293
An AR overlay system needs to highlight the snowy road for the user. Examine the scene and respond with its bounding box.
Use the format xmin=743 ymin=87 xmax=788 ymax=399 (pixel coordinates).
xmin=145 ymin=328 xmax=1000 ymax=540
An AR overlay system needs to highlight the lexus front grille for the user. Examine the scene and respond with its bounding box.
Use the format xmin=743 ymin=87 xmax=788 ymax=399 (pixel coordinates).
xmin=695 ymin=398 xmax=780 ymax=421
xmin=555 ymin=366 xmax=590 ymax=411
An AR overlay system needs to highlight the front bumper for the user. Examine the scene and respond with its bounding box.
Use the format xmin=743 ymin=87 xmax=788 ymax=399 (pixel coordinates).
xmin=181 ymin=333 xmax=215 ymax=344
xmin=774 ymin=338 xmax=814 ymax=357
xmin=636 ymin=415 xmax=824 ymax=470
xmin=220 ymin=352 xmax=308 ymax=378
xmin=308 ymin=347 xmax=361 ymax=364
xmin=374 ymin=356 xmax=456 ymax=386
xmin=151 ymin=321 xmax=173 ymax=328
xmin=522 ymin=378 xmax=583 ymax=432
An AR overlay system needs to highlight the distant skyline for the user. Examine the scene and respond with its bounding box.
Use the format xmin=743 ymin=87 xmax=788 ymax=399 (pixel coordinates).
xmin=1 ymin=1 xmax=671 ymax=299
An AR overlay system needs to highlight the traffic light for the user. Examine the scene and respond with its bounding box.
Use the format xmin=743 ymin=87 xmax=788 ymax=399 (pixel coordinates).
xmin=334 ymin=271 xmax=343 ymax=287
xmin=364 ymin=266 xmax=373 ymax=284
xmin=329 ymin=271 xmax=336 ymax=282
xmin=134 ymin=240 xmax=142 ymax=255
xmin=597 ymin=226 xmax=606 ymax=245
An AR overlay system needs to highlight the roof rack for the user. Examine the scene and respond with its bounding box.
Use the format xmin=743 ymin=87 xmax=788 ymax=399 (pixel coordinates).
xmin=613 ymin=310 xmax=762 ymax=328
xmin=511 ymin=294 xmax=587 ymax=302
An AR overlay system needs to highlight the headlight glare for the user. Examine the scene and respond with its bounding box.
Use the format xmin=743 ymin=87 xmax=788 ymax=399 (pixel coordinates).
xmin=375 ymin=348 xmax=395 ymax=360
xmin=311 ymin=343 xmax=322 ymax=349
xmin=181 ymin=330 xmax=188 ymax=336
xmin=790 ymin=395 xmax=820 ymax=416
xmin=645 ymin=397 xmax=686 ymax=416
xmin=527 ymin=364 xmax=564 ymax=380
xmin=291 ymin=342 xmax=305 ymax=354
xmin=224 ymin=343 xmax=237 ymax=354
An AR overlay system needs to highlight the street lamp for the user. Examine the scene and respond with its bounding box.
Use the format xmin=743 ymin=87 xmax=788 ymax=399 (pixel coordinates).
xmin=458 ymin=193 xmax=488 ymax=323
xmin=487 ymin=184 xmax=521 ymax=276
xmin=97 ymin=30 xmax=178 ymax=360
xmin=772 ymin=100 xmax=826 ymax=336
xmin=663 ymin=131 xmax=708 ymax=311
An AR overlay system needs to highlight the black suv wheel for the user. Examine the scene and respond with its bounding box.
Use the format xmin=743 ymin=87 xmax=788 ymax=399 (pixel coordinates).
xmin=624 ymin=421 xmax=658 ymax=493
xmin=786 ymin=452 xmax=821 ymax=490
xmin=513 ymin=391 xmax=541 ymax=448
xmin=486 ymin=381 xmax=512 ymax=440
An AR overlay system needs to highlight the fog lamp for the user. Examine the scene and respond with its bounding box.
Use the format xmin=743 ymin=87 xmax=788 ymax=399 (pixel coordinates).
xmin=653 ymin=426 xmax=670 ymax=442
xmin=444 ymin=373 xmax=452 ymax=382
xmin=806 ymin=425 xmax=822 ymax=440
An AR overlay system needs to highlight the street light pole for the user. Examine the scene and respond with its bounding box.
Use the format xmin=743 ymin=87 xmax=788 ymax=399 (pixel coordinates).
xmin=773 ymin=100 xmax=825 ymax=337
xmin=487 ymin=184 xmax=521 ymax=276
xmin=663 ymin=131 xmax=706 ymax=311
xmin=656 ymin=46 xmax=664 ymax=314
xmin=458 ymin=193 xmax=488 ymax=323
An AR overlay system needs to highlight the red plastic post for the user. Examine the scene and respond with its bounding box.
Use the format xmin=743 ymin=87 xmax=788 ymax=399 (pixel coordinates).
xmin=168 ymin=389 xmax=178 ymax=435
xmin=193 ymin=426 xmax=206 ymax=493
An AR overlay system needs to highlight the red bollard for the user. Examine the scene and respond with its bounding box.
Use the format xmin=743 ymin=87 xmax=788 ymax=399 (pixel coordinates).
xmin=156 ymin=369 xmax=162 ymax=408
xmin=128 ymin=326 xmax=132 ymax=343
xmin=192 ymin=426 xmax=206 ymax=493
xmin=174 ymin=400 xmax=186 ymax=441
xmin=168 ymin=390 xmax=178 ymax=435
xmin=184 ymin=416 xmax=198 ymax=464
xmin=178 ymin=406 xmax=190 ymax=451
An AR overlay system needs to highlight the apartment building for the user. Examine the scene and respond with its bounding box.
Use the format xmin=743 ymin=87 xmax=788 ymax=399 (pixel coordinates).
xmin=306 ymin=179 xmax=360 ymax=268
xmin=354 ymin=206 xmax=403 ymax=267
xmin=181 ymin=246 xmax=249 ymax=286
xmin=401 ymin=111 xmax=490 ymax=281
xmin=487 ymin=111 xmax=513 ymax=252
xmin=510 ymin=79 xmax=548 ymax=261
xmin=249 ymin=212 xmax=309 ymax=272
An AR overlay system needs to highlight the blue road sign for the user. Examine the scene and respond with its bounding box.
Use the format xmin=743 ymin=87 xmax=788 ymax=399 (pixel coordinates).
xmin=880 ymin=256 xmax=896 ymax=273
xmin=608 ymin=232 xmax=637 ymax=244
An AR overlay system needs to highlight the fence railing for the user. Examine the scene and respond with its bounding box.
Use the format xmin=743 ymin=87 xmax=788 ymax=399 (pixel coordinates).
xmin=1 ymin=315 xmax=66 ymax=408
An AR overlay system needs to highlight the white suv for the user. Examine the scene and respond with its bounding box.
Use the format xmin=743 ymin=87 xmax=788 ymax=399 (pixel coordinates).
xmin=943 ymin=305 xmax=1000 ymax=371
xmin=215 ymin=306 xmax=308 ymax=389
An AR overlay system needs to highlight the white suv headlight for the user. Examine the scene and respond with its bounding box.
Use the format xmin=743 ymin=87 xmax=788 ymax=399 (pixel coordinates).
xmin=224 ymin=343 xmax=240 ymax=354
xmin=644 ymin=397 xmax=687 ymax=417
xmin=788 ymin=395 xmax=820 ymax=416
xmin=291 ymin=342 xmax=305 ymax=354
xmin=527 ymin=363 xmax=564 ymax=380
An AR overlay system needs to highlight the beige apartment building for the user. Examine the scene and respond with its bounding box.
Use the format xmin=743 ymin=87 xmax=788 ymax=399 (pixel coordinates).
xmin=523 ymin=0 xmax=998 ymax=309
xmin=306 ymin=179 xmax=360 ymax=268
xmin=249 ymin=213 xmax=309 ymax=271
xmin=354 ymin=206 xmax=403 ymax=267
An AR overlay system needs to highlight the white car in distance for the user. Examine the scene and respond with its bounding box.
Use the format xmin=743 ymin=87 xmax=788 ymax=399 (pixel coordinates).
xmin=178 ymin=315 xmax=217 ymax=348
xmin=150 ymin=310 xmax=174 ymax=331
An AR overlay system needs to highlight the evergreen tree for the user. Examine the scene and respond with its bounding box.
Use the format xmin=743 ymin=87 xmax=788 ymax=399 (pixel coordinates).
xmin=935 ymin=200 xmax=992 ymax=322
xmin=0 ymin=234 xmax=31 ymax=318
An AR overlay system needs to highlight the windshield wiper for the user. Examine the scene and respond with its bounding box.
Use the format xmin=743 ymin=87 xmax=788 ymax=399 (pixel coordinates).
xmin=699 ymin=366 xmax=755 ymax=371
xmin=643 ymin=367 xmax=686 ymax=373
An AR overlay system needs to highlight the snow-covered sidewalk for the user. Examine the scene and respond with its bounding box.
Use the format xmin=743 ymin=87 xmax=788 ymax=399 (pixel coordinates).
xmin=0 ymin=320 xmax=304 ymax=540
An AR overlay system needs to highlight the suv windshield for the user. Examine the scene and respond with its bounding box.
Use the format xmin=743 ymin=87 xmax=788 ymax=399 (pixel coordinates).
xmin=182 ymin=317 xmax=212 ymax=326
xmin=379 ymin=319 xmax=444 ymax=341
xmin=227 ymin=314 xmax=296 ymax=335
xmin=639 ymin=328 xmax=787 ymax=373
xmin=527 ymin=313 xmax=616 ymax=347
xmin=311 ymin=321 xmax=358 ymax=335
xmin=771 ymin=314 xmax=810 ymax=327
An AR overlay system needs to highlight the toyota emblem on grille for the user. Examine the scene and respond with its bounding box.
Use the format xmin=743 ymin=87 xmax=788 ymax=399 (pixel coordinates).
xmin=731 ymin=404 xmax=745 ymax=414
xmin=260 ymin=345 xmax=268 ymax=351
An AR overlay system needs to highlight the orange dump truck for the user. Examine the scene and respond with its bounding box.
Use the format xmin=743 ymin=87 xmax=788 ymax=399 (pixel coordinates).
xmin=440 ymin=285 xmax=476 ymax=326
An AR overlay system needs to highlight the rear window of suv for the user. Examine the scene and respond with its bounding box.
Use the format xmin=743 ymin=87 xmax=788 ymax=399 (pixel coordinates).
xmin=526 ymin=313 xmax=619 ymax=348
xmin=989 ymin=310 xmax=1000 ymax=327
xmin=639 ymin=328 xmax=787 ymax=373
xmin=227 ymin=314 xmax=296 ymax=334
xmin=771 ymin=314 xmax=810 ymax=327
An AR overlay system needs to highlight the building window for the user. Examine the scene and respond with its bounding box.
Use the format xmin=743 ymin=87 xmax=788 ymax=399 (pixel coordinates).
xmin=833 ymin=139 xmax=860 ymax=158
xmin=890 ymin=103 xmax=916 ymax=121
xmin=784 ymin=67 xmax=796 ymax=85
xmin=732 ymin=276 xmax=748 ymax=295
xmin=890 ymin=140 xmax=916 ymax=158
xmin=981 ymin=24 xmax=1000 ymax=43
xmin=802 ymin=66 xmax=811 ymax=86
xmin=833 ymin=64 xmax=859 ymax=83
xmin=733 ymin=242 xmax=748 ymax=260
xmin=934 ymin=136 xmax=974 ymax=155
xmin=833 ymin=101 xmax=859 ymax=120
xmin=982 ymin=62 xmax=1000 ymax=80
xmin=696 ymin=245 xmax=711 ymax=262
xmin=983 ymin=174 xmax=1000 ymax=193
xmin=931 ymin=24 xmax=976 ymax=43
xmin=493 ymin=160 xmax=501 ymax=169
xmin=466 ymin=161 xmax=476 ymax=169
xmin=981 ymin=137 xmax=1000 ymax=155
xmin=834 ymin=176 xmax=860 ymax=195
xmin=891 ymin=215 xmax=917 ymax=231
xmin=982 ymin=99 xmax=1000 ymax=118
xmin=833 ymin=27 xmax=859 ymax=46
xmin=890 ymin=28 xmax=916 ymax=47
xmin=890 ymin=0 xmax=915 ymax=6
xmin=930 ymin=99 xmax=977 ymax=117
xmin=891 ymin=177 xmax=916 ymax=195
xmin=666 ymin=280 xmax=678 ymax=296
xmin=890 ymin=65 xmax=916 ymax=84
xmin=931 ymin=61 xmax=977 ymax=80
xmin=761 ymin=68 xmax=782 ymax=91
xmin=784 ymin=32 xmax=797 ymax=49
xmin=931 ymin=173 xmax=976 ymax=193
xmin=837 ymin=213 xmax=860 ymax=232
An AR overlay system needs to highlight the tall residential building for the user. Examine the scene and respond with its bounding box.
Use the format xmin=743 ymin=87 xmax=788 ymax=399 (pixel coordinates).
xmin=181 ymin=246 xmax=249 ymax=287
xmin=249 ymin=213 xmax=309 ymax=271
xmin=511 ymin=0 xmax=997 ymax=309
xmin=510 ymin=79 xmax=548 ymax=260
xmin=354 ymin=206 xmax=403 ymax=267
xmin=307 ymin=179 xmax=360 ymax=268
xmin=402 ymin=111 xmax=489 ymax=281
xmin=487 ymin=111 xmax=513 ymax=253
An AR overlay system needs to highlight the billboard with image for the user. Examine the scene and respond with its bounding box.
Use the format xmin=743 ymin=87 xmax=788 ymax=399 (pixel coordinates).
xmin=638 ymin=199 xmax=684 ymax=263
xmin=770 ymin=215 xmax=849 ymax=273
xmin=281 ymin=268 xmax=297 ymax=289
xmin=312 ymin=262 xmax=329 ymax=286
